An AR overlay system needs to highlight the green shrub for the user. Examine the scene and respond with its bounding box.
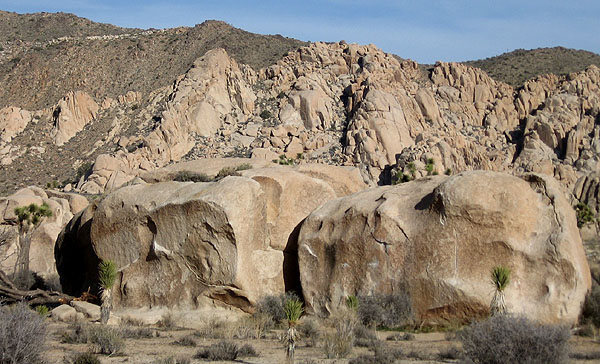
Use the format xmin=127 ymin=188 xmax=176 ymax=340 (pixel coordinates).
xmin=34 ymin=305 xmax=50 ymax=317
xmin=259 ymin=110 xmax=273 ymax=119
xmin=458 ymin=315 xmax=570 ymax=364
xmin=576 ymin=202 xmax=596 ymax=227
xmin=173 ymin=171 xmax=211 ymax=183
xmin=357 ymin=293 xmax=413 ymax=329
xmin=0 ymin=303 xmax=47 ymax=364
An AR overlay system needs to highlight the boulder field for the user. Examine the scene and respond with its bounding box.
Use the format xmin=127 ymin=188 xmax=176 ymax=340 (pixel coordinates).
xmin=53 ymin=164 xmax=591 ymax=325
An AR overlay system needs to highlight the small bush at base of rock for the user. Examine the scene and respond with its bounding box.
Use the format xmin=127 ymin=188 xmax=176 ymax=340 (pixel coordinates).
xmin=195 ymin=341 xmax=239 ymax=361
xmin=0 ymin=303 xmax=47 ymax=364
xmin=298 ymin=317 xmax=321 ymax=347
xmin=458 ymin=314 xmax=570 ymax=364
xmin=255 ymin=292 xmax=300 ymax=328
xmin=358 ymin=293 xmax=413 ymax=329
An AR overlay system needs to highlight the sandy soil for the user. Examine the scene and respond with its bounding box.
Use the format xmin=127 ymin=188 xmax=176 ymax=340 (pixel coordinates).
xmin=43 ymin=320 xmax=600 ymax=364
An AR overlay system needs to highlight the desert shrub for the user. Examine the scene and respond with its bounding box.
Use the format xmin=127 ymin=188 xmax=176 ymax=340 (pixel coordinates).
xmin=172 ymin=335 xmax=196 ymax=347
xmin=157 ymin=312 xmax=177 ymax=330
xmin=576 ymin=202 xmax=596 ymax=227
xmin=437 ymin=346 xmax=461 ymax=360
xmin=120 ymin=326 xmax=156 ymax=339
xmin=255 ymin=292 xmax=299 ymax=328
xmin=386 ymin=332 xmax=415 ymax=341
xmin=194 ymin=319 xmax=228 ymax=339
xmin=581 ymin=284 xmax=600 ymax=327
xmin=88 ymin=326 xmax=124 ymax=355
xmin=61 ymin=323 xmax=92 ymax=344
xmin=259 ymin=110 xmax=272 ymax=119
xmin=570 ymin=351 xmax=600 ymax=360
xmin=194 ymin=341 xmax=239 ymax=361
xmin=575 ymin=323 xmax=597 ymax=337
xmin=0 ymin=302 xmax=47 ymax=364
xmin=237 ymin=343 xmax=258 ymax=357
xmin=234 ymin=312 xmax=270 ymax=339
xmin=348 ymin=344 xmax=402 ymax=364
xmin=458 ymin=314 xmax=570 ymax=364
xmin=358 ymin=293 xmax=413 ymax=329
xmin=151 ymin=357 xmax=191 ymax=364
xmin=354 ymin=324 xmax=379 ymax=348
xmin=298 ymin=317 xmax=321 ymax=347
xmin=67 ymin=352 xmax=101 ymax=364
xmin=323 ymin=309 xmax=357 ymax=359
xmin=173 ymin=171 xmax=211 ymax=183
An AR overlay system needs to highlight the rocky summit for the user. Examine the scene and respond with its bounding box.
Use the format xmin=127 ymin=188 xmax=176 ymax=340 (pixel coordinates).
xmin=0 ymin=11 xmax=599 ymax=328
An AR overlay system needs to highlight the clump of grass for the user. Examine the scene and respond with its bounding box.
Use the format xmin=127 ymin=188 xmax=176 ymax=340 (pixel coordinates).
xmin=151 ymin=356 xmax=191 ymax=364
xmin=60 ymin=323 xmax=124 ymax=356
xmin=323 ymin=308 xmax=358 ymax=359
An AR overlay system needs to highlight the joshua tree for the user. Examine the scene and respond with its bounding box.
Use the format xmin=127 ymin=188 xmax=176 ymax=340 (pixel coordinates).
xmin=98 ymin=260 xmax=117 ymax=324
xmin=13 ymin=203 xmax=52 ymax=287
xmin=283 ymin=297 xmax=303 ymax=364
xmin=490 ymin=266 xmax=511 ymax=316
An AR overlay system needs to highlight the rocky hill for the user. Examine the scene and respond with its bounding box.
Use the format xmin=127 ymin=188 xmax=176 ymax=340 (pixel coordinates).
xmin=465 ymin=47 xmax=600 ymax=88
xmin=0 ymin=11 xmax=599 ymax=325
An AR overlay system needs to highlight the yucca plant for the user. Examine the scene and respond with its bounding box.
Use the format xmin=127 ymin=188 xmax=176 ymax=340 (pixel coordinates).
xmin=490 ymin=266 xmax=511 ymax=316
xmin=283 ymin=298 xmax=303 ymax=364
xmin=98 ymin=260 xmax=118 ymax=324
xmin=346 ymin=295 xmax=359 ymax=311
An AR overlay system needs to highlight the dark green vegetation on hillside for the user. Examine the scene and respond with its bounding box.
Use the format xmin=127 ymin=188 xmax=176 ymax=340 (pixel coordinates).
xmin=0 ymin=12 xmax=306 ymax=110
xmin=464 ymin=47 xmax=600 ymax=88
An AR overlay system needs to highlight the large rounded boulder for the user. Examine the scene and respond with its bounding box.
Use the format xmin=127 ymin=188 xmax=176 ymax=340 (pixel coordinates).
xmin=55 ymin=163 xmax=366 ymax=312
xmin=298 ymin=171 xmax=591 ymax=325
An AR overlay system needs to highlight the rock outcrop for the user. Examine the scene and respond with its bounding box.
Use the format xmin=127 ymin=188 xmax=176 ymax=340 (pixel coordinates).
xmin=51 ymin=91 xmax=100 ymax=146
xmin=297 ymin=171 xmax=591 ymax=325
xmin=55 ymin=164 xmax=366 ymax=311
xmin=0 ymin=187 xmax=89 ymax=280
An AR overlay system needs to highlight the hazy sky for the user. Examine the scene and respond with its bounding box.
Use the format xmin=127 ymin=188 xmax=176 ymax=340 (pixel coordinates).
xmin=1 ymin=0 xmax=598 ymax=64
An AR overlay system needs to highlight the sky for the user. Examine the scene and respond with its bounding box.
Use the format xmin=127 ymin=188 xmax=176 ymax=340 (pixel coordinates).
xmin=0 ymin=0 xmax=599 ymax=64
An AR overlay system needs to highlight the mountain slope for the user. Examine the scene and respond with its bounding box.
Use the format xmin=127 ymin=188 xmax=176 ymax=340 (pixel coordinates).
xmin=464 ymin=47 xmax=600 ymax=88
xmin=0 ymin=14 xmax=306 ymax=110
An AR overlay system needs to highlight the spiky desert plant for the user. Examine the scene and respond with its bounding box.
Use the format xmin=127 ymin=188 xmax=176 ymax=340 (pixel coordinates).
xmin=346 ymin=295 xmax=359 ymax=311
xmin=13 ymin=203 xmax=52 ymax=287
xmin=283 ymin=298 xmax=303 ymax=364
xmin=490 ymin=266 xmax=511 ymax=316
xmin=98 ymin=260 xmax=117 ymax=324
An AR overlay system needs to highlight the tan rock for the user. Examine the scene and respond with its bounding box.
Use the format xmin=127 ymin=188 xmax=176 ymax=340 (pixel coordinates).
xmin=298 ymin=171 xmax=590 ymax=325
xmin=0 ymin=106 xmax=32 ymax=142
xmin=51 ymin=91 xmax=100 ymax=146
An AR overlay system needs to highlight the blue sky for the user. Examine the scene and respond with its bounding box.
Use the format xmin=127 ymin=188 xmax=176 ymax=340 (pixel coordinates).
xmin=1 ymin=0 xmax=598 ymax=64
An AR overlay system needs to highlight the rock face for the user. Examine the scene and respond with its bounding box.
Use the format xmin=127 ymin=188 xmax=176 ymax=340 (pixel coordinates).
xmin=0 ymin=187 xmax=89 ymax=280
xmin=0 ymin=106 xmax=32 ymax=143
xmin=297 ymin=171 xmax=591 ymax=325
xmin=51 ymin=91 xmax=100 ymax=146
xmin=55 ymin=164 xmax=366 ymax=311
